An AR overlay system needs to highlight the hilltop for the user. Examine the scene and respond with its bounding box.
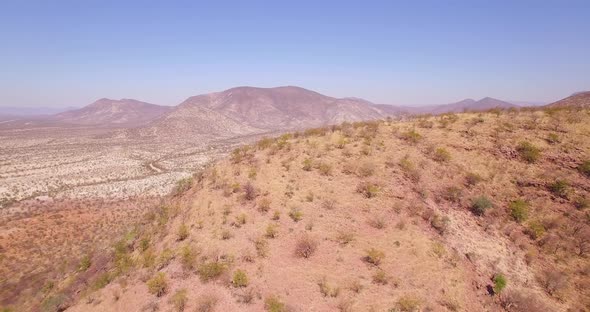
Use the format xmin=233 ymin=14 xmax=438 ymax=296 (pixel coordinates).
xmin=25 ymin=107 xmax=588 ymax=312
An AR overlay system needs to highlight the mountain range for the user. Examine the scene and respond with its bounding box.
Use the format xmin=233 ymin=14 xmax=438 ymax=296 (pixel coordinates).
xmin=2 ymin=87 xmax=586 ymax=135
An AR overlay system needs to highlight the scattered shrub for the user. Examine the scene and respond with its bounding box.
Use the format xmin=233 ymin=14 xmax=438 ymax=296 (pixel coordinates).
xmin=356 ymin=182 xmax=379 ymax=198
xmin=318 ymin=163 xmax=333 ymax=176
xmin=357 ymin=161 xmax=375 ymax=177
xmin=180 ymin=244 xmax=197 ymax=271
xmin=258 ymin=197 xmax=271 ymax=213
xmin=265 ymin=223 xmax=279 ymax=238
xmin=289 ymin=207 xmax=303 ymax=222
xmin=197 ymin=262 xmax=226 ymax=282
xmin=396 ymin=295 xmax=422 ymax=312
xmin=442 ymin=186 xmax=462 ymax=203
xmin=221 ymin=229 xmax=233 ymax=240
xmin=195 ymin=294 xmax=218 ymax=312
xmin=232 ymin=269 xmax=249 ymax=287
xmin=433 ymin=147 xmax=451 ymax=162
xmin=265 ymin=296 xmax=286 ymax=312
xmin=243 ymin=182 xmax=257 ymax=200
xmin=546 ymin=133 xmax=560 ymax=144
xmin=318 ymin=277 xmax=340 ymax=297
xmin=526 ymin=220 xmax=546 ymax=240
xmin=336 ymin=231 xmax=355 ymax=245
xmin=365 ymin=248 xmax=385 ymax=265
xmin=465 ymin=172 xmax=483 ymax=186
xmin=516 ymin=141 xmax=541 ymax=163
xmin=509 ymin=199 xmax=529 ymax=223
xmin=272 ymin=210 xmax=281 ymax=220
xmin=548 ymin=180 xmax=569 ymax=198
xmin=431 ymin=214 xmax=450 ymax=234
xmin=493 ymin=274 xmax=507 ymax=294
xmin=302 ymin=158 xmax=313 ymax=171
xmin=372 ymin=270 xmax=388 ymax=285
xmin=234 ymin=213 xmax=247 ymax=227
xmin=574 ymin=196 xmax=589 ymax=210
xmin=540 ymin=269 xmax=568 ymax=296
xmin=471 ymin=196 xmax=492 ymax=216
xmin=400 ymin=129 xmax=422 ymax=143
xmin=177 ymin=223 xmax=189 ymax=241
xmin=169 ymin=289 xmax=188 ymax=312
xmin=254 ymin=236 xmax=269 ymax=257
xmin=147 ymin=272 xmax=168 ymax=297
xmin=295 ymin=235 xmax=318 ymax=258
xmin=578 ymin=160 xmax=590 ymax=177
xmin=368 ymin=215 xmax=386 ymax=229
xmin=79 ymin=255 xmax=91 ymax=271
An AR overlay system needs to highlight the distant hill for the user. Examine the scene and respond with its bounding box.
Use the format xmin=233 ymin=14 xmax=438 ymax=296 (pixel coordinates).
xmin=136 ymin=86 xmax=389 ymax=138
xmin=545 ymin=91 xmax=590 ymax=108
xmin=397 ymin=97 xmax=518 ymax=115
xmin=54 ymin=98 xmax=172 ymax=126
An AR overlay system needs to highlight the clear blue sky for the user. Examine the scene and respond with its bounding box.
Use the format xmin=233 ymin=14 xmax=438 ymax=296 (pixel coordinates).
xmin=1 ymin=0 xmax=589 ymax=107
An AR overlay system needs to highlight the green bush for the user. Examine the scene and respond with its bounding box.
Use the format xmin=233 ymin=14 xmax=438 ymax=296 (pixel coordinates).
xmin=578 ymin=160 xmax=590 ymax=177
xmin=79 ymin=255 xmax=91 ymax=271
xmin=493 ymin=274 xmax=507 ymax=294
xmin=232 ymin=269 xmax=249 ymax=287
xmin=147 ymin=272 xmax=168 ymax=297
xmin=289 ymin=207 xmax=303 ymax=222
xmin=197 ymin=262 xmax=226 ymax=282
xmin=548 ymin=180 xmax=569 ymax=198
xmin=509 ymin=199 xmax=529 ymax=223
xmin=401 ymin=129 xmax=422 ymax=143
xmin=516 ymin=141 xmax=541 ymax=163
xmin=471 ymin=196 xmax=493 ymax=216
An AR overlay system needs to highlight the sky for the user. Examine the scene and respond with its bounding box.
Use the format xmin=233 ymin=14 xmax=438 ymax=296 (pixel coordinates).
xmin=1 ymin=0 xmax=589 ymax=108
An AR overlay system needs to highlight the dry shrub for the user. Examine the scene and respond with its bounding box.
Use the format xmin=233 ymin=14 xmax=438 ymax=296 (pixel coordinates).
xmin=169 ymin=289 xmax=188 ymax=312
xmin=365 ymin=248 xmax=385 ymax=265
xmin=146 ymin=272 xmax=168 ymax=297
xmin=539 ymin=269 xmax=568 ymax=296
xmin=500 ymin=289 xmax=552 ymax=312
xmin=357 ymin=161 xmax=375 ymax=177
xmin=431 ymin=214 xmax=450 ymax=234
xmin=295 ymin=235 xmax=318 ymax=258
xmin=356 ymin=182 xmax=380 ymax=198
xmin=258 ymin=197 xmax=271 ymax=213
xmin=318 ymin=276 xmax=340 ymax=297
xmin=243 ymin=182 xmax=257 ymax=201
xmin=195 ymin=294 xmax=218 ymax=312
xmin=368 ymin=215 xmax=386 ymax=229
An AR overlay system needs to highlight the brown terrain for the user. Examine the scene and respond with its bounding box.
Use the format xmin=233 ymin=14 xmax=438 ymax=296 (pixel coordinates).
xmin=1 ymin=87 xmax=589 ymax=312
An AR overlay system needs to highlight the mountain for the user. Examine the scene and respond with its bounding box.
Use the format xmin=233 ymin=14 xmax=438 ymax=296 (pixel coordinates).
xmin=54 ymin=98 xmax=172 ymax=126
xmin=0 ymin=106 xmax=75 ymax=116
xmin=137 ymin=86 xmax=389 ymax=138
xmin=182 ymin=86 xmax=385 ymax=129
xmin=398 ymin=97 xmax=519 ymax=115
xmin=545 ymin=91 xmax=590 ymax=108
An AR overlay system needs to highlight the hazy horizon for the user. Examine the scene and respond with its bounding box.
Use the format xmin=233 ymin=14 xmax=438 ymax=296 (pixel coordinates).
xmin=1 ymin=1 xmax=589 ymax=108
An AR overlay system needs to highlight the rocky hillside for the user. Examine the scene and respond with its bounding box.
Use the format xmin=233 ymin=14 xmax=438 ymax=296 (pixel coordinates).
xmin=546 ymin=91 xmax=590 ymax=108
xmin=404 ymin=97 xmax=519 ymax=115
xmin=54 ymin=98 xmax=172 ymax=126
xmin=37 ymin=107 xmax=589 ymax=312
